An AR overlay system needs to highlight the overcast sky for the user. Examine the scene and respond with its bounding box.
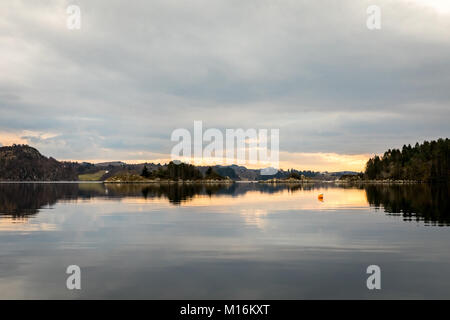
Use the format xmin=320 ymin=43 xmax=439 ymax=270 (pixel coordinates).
xmin=1 ymin=0 xmax=449 ymax=171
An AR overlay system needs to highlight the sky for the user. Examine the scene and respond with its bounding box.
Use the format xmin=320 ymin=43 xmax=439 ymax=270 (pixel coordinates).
xmin=1 ymin=0 xmax=449 ymax=171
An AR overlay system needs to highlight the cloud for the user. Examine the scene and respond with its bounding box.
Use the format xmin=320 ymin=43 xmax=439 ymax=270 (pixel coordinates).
xmin=0 ymin=0 xmax=449 ymax=170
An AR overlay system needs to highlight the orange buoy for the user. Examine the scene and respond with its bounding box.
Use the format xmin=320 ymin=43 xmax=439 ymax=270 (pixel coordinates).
xmin=318 ymin=193 xmax=324 ymax=202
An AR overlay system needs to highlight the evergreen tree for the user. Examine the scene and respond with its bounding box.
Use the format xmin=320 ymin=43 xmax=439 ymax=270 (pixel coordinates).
xmin=141 ymin=165 xmax=150 ymax=178
xmin=364 ymin=138 xmax=450 ymax=182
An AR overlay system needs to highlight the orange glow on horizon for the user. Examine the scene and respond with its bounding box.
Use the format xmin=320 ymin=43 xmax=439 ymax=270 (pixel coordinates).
xmin=1 ymin=133 xmax=369 ymax=172
xmin=62 ymin=152 xmax=370 ymax=172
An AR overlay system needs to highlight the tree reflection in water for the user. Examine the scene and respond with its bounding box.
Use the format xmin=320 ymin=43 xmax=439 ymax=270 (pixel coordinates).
xmin=365 ymin=183 xmax=450 ymax=226
xmin=0 ymin=182 xmax=448 ymax=225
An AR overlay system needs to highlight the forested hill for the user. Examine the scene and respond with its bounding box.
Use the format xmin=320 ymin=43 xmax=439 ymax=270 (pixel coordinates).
xmin=0 ymin=145 xmax=78 ymax=181
xmin=365 ymin=138 xmax=450 ymax=182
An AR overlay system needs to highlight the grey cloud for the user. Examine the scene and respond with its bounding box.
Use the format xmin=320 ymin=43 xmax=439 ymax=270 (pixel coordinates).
xmin=0 ymin=0 xmax=449 ymax=160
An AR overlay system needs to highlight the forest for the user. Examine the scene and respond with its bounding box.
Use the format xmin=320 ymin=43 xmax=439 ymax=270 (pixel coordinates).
xmin=141 ymin=161 xmax=226 ymax=181
xmin=365 ymin=138 xmax=450 ymax=182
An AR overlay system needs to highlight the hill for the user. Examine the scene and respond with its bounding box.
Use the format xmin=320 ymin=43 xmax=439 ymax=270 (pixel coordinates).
xmin=0 ymin=145 xmax=78 ymax=181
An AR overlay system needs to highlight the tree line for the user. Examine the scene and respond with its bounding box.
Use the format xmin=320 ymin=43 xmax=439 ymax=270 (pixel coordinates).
xmin=365 ymin=138 xmax=450 ymax=182
xmin=141 ymin=161 xmax=226 ymax=180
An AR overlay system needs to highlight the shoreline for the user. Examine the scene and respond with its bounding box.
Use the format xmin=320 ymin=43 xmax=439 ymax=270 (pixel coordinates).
xmin=335 ymin=180 xmax=424 ymax=184
xmin=0 ymin=180 xmax=103 ymax=184
xmin=104 ymin=180 xmax=234 ymax=184
xmin=0 ymin=179 xmax=435 ymax=184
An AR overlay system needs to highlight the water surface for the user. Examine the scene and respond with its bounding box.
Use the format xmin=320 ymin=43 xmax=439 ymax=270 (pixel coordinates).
xmin=0 ymin=182 xmax=449 ymax=299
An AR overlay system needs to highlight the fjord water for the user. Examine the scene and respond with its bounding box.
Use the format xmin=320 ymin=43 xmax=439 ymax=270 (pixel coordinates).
xmin=0 ymin=182 xmax=449 ymax=299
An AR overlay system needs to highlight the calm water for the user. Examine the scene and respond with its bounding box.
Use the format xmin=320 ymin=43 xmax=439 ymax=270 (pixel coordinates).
xmin=0 ymin=182 xmax=449 ymax=299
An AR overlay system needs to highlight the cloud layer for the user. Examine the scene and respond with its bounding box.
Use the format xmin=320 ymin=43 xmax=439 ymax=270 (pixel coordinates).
xmin=1 ymin=0 xmax=449 ymax=170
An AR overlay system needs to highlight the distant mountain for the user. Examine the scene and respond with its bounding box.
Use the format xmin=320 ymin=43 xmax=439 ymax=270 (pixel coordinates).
xmin=94 ymin=161 xmax=127 ymax=167
xmin=331 ymin=171 xmax=359 ymax=176
xmin=0 ymin=145 xmax=78 ymax=181
xmin=197 ymin=165 xmax=325 ymax=181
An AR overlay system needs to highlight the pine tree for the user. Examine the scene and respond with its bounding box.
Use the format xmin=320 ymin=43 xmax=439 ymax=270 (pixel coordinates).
xmin=141 ymin=165 xmax=150 ymax=178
